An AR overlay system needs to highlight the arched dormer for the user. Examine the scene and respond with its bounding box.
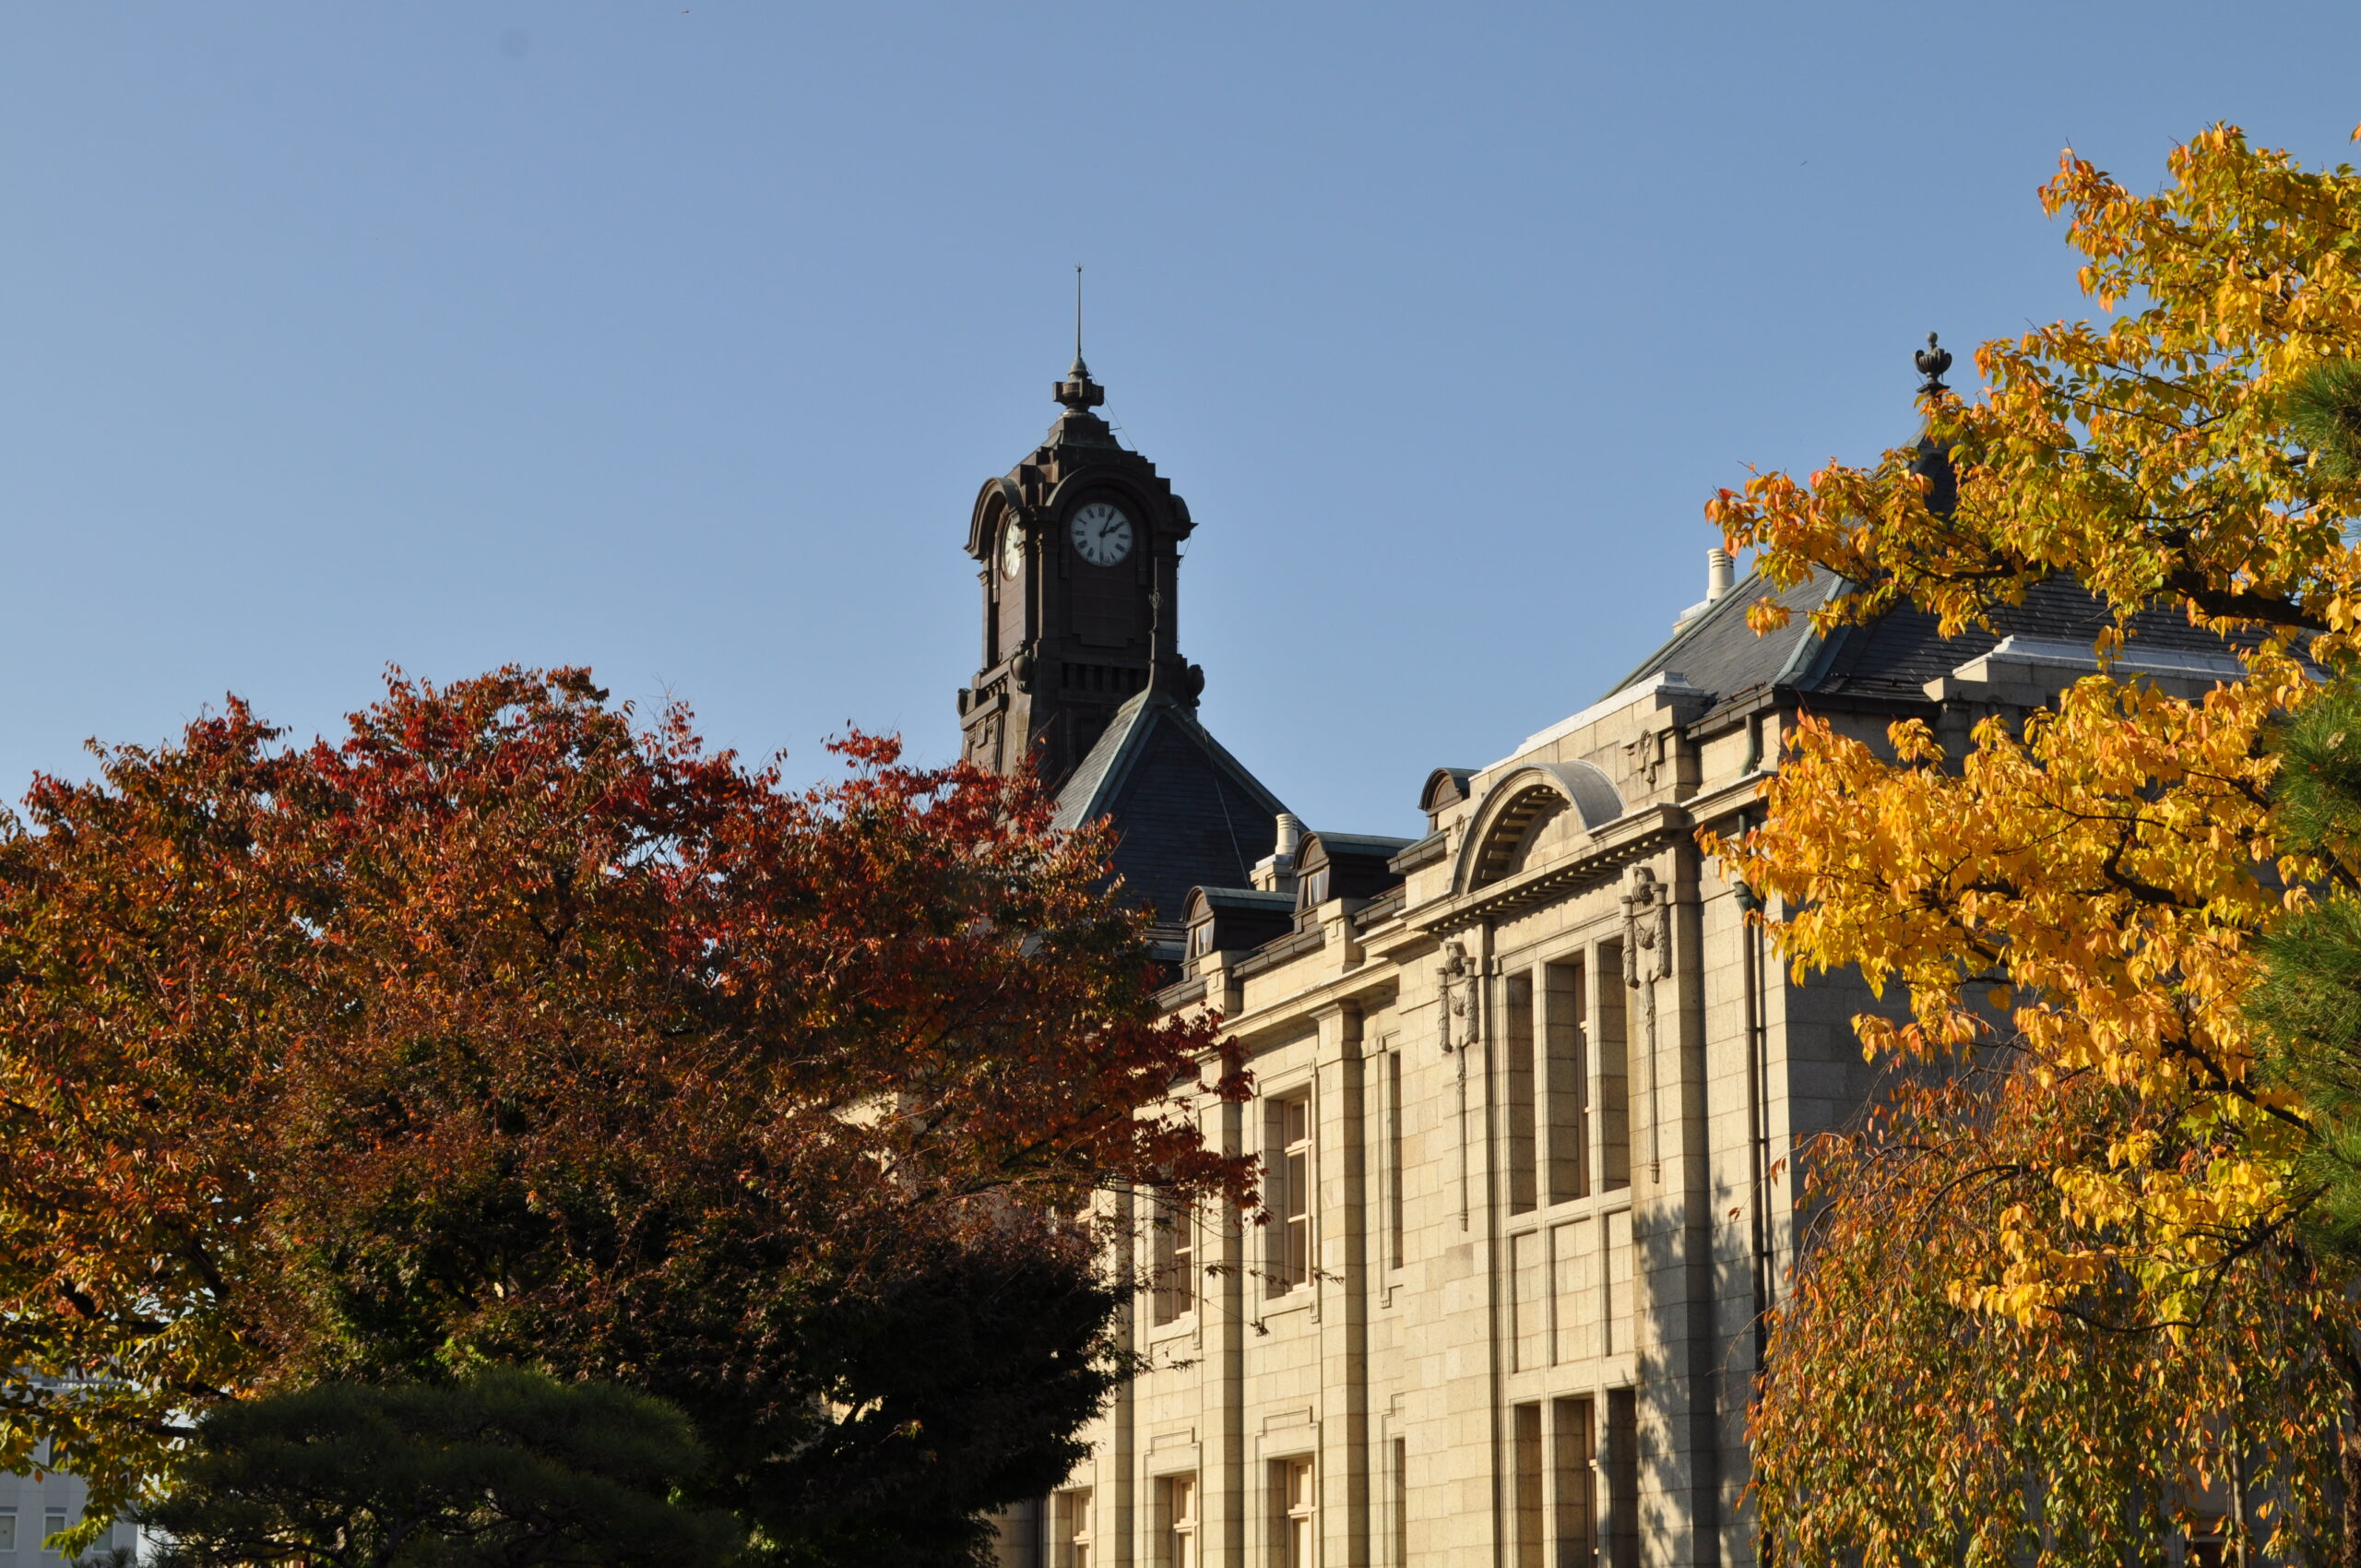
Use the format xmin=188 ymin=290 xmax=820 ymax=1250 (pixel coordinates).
xmin=1293 ymin=830 xmax=1415 ymax=915
xmin=1419 ymin=766 xmax=1477 ymax=830
xmin=1452 ymin=761 xmax=1625 ymax=894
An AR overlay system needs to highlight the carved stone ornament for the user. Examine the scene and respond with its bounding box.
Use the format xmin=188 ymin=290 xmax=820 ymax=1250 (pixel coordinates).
xmin=1437 ymin=939 xmax=1475 ymax=1054
xmin=1620 ymin=864 xmax=1670 ymax=989
xmin=1621 ymin=862 xmax=1672 ymax=1182
xmin=1625 ymin=729 xmax=1667 ymax=789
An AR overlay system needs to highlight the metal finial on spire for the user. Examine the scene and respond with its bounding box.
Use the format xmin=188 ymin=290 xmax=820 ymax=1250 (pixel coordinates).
xmin=1054 ymin=267 xmax=1105 ymax=413
xmin=1915 ymin=331 xmax=1952 ymax=397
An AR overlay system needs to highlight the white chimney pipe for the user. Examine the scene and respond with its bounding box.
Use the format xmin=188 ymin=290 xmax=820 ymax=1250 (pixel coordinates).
xmin=1707 ymin=547 xmax=1735 ymax=602
xmin=1252 ymin=813 xmax=1306 ymax=894
xmin=1275 ymin=812 xmax=1303 ymax=857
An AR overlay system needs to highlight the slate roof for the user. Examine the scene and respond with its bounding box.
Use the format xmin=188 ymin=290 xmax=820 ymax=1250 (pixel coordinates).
xmin=1608 ymin=568 xmax=2249 ymax=719
xmin=1052 ymin=689 xmax=1291 ymax=928
xmin=1190 ymin=886 xmax=1299 ymax=916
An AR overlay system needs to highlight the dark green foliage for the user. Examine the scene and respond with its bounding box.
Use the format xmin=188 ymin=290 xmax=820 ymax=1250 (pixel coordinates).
xmin=706 ymin=1218 xmax=1126 ymax=1568
xmin=304 ymin=1189 xmax=1121 ymax=1568
xmin=2252 ymin=677 xmax=2361 ymax=1262
xmin=138 ymin=1369 xmax=741 ymax=1568
xmin=2286 ymin=359 xmax=2361 ymax=480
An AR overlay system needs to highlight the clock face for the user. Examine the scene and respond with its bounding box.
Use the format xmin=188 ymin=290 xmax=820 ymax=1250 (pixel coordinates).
xmin=1069 ymin=502 xmax=1133 ymax=567
xmin=1000 ymin=522 xmax=1024 ymax=578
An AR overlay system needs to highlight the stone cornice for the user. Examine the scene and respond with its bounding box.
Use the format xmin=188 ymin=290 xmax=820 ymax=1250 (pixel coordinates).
xmin=1410 ymin=802 xmax=1691 ymax=932
xmin=1206 ymin=962 xmax=1401 ymax=1048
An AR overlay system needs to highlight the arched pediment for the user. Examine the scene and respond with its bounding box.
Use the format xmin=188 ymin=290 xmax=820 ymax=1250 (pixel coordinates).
xmin=1453 ymin=761 xmax=1625 ymax=894
xmin=965 ymin=476 xmax=1027 ymax=560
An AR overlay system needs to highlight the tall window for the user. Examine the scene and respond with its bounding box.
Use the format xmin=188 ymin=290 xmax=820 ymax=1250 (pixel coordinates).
xmin=1513 ymin=1403 xmax=1545 ymax=1568
xmin=1053 ymin=1488 xmax=1094 ymax=1568
xmin=1273 ymin=1456 xmax=1317 ymax=1567
xmin=0 ymin=1515 xmax=15 ymax=1554
xmin=1385 ymin=1049 xmax=1405 ymax=1269
xmin=1544 ymin=959 xmax=1589 ymax=1203
xmin=1151 ymin=1194 xmax=1194 ymax=1325
xmin=43 ymin=1514 xmax=65 ymax=1563
xmin=1505 ymin=972 xmax=1537 ymax=1213
xmin=1391 ymin=1437 xmax=1407 ymax=1566
xmin=1553 ymin=1396 xmax=1596 ymax=1568
xmin=1268 ymin=1093 xmax=1312 ymax=1295
xmin=1603 ymin=1391 xmax=1638 ymax=1568
xmin=1158 ymin=1473 xmax=1199 ymax=1568
xmin=1596 ymin=940 xmax=1631 ymax=1192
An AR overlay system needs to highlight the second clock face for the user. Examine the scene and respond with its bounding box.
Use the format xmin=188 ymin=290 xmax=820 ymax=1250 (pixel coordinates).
xmin=1068 ymin=502 xmax=1133 ymax=567
xmin=1000 ymin=522 xmax=1024 ymax=578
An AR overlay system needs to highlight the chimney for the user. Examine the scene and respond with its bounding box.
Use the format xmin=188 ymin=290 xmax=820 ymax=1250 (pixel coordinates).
xmin=1251 ymin=812 xmax=1304 ymax=895
xmin=1674 ymin=549 xmax=1738 ymax=630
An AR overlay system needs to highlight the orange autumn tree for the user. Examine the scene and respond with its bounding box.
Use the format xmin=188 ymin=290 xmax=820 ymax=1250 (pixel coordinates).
xmin=0 ymin=668 xmax=1252 ymax=1567
xmin=1704 ymin=126 xmax=2361 ymax=1562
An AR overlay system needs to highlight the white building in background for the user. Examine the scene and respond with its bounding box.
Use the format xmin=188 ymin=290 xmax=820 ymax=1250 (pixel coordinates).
xmin=0 ymin=1453 xmax=139 ymax=1568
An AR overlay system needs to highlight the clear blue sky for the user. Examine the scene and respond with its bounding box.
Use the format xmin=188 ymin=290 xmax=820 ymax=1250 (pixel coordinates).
xmin=5 ymin=5 xmax=2357 ymax=835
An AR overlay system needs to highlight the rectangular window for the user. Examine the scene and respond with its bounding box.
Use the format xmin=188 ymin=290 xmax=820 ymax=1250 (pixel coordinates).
xmin=1604 ymin=1208 xmax=1634 ymax=1357
xmin=1053 ymin=1488 xmax=1093 ymax=1568
xmin=1553 ymin=1396 xmax=1596 ymax=1568
xmin=1385 ymin=1049 xmax=1405 ymax=1270
xmin=1544 ymin=959 xmax=1589 ymax=1203
xmin=1152 ymin=1194 xmax=1194 ymax=1325
xmin=1513 ymin=1403 xmax=1545 ymax=1568
xmin=42 ymin=1516 xmax=63 ymax=1562
xmin=1603 ymin=1391 xmax=1639 ymax=1568
xmin=1272 ymin=1456 xmax=1317 ymax=1567
xmin=1268 ymin=1093 xmax=1313 ymax=1295
xmin=1594 ymin=941 xmax=1631 ymax=1192
xmin=1392 ymin=1438 xmax=1407 ymax=1566
xmin=1158 ymin=1473 xmax=1198 ymax=1568
xmin=1510 ymin=1229 xmax=1544 ymax=1371
xmin=1505 ymin=971 xmax=1537 ymax=1213
xmin=0 ymin=1514 xmax=15 ymax=1551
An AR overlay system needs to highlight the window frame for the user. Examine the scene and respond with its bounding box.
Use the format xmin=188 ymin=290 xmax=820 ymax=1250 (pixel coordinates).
xmin=1150 ymin=1191 xmax=1195 ymax=1326
xmin=1272 ymin=1455 xmax=1317 ymax=1567
xmin=1266 ymin=1088 xmax=1315 ymax=1297
xmin=1157 ymin=1472 xmax=1199 ymax=1568
xmin=1053 ymin=1486 xmax=1095 ymax=1568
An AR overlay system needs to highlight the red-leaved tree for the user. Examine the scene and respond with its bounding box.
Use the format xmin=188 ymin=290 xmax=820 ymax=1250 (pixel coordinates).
xmin=0 ymin=668 xmax=1251 ymax=1566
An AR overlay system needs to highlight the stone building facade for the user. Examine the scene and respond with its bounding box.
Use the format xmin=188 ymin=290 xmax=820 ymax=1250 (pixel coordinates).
xmin=969 ymin=357 xmax=2246 ymax=1568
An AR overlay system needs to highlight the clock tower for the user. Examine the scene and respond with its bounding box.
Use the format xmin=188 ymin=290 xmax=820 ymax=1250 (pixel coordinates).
xmin=956 ymin=351 xmax=1204 ymax=790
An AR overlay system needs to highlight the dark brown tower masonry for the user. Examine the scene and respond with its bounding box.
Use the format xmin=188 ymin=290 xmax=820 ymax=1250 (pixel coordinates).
xmin=955 ymin=358 xmax=1204 ymax=791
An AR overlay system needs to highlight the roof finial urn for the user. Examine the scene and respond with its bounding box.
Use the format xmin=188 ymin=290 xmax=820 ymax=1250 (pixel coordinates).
xmin=1915 ymin=331 xmax=1952 ymax=398
xmin=1910 ymin=330 xmax=1961 ymax=517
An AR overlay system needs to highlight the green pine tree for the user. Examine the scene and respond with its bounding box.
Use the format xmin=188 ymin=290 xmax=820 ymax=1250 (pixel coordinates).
xmin=2248 ymin=676 xmax=2361 ymax=1263
xmin=139 ymin=1368 xmax=742 ymax=1568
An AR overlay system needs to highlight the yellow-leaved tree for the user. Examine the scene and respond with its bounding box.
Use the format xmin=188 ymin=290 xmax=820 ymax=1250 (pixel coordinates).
xmin=1705 ymin=125 xmax=2361 ymax=1564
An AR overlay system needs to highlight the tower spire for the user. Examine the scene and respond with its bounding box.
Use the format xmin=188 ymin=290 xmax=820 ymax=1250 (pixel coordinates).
xmin=1054 ymin=266 xmax=1105 ymax=414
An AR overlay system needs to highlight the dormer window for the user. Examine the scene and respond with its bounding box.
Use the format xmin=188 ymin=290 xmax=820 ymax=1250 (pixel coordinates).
xmin=1289 ymin=831 xmax=1414 ymax=921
